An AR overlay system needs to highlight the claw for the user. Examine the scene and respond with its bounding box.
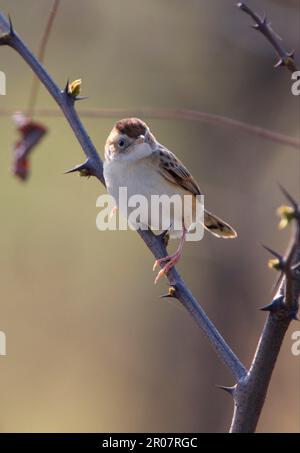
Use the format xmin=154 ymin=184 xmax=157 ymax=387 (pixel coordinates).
xmin=109 ymin=206 xmax=117 ymax=222
xmin=153 ymin=255 xmax=171 ymax=272
xmin=155 ymin=267 xmax=167 ymax=285
xmin=154 ymin=257 xmax=180 ymax=284
xmin=153 ymin=260 xmax=159 ymax=272
xmin=153 ymin=228 xmax=187 ymax=284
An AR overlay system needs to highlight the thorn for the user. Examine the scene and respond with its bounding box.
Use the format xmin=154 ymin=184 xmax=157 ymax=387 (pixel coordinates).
xmin=216 ymin=384 xmax=236 ymax=396
xmin=8 ymin=14 xmax=14 ymax=35
xmin=236 ymin=2 xmax=247 ymax=12
xmin=271 ymin=271 xmax=284 ymax=295
xmin=278 ymin=184 xmax=298 ymax=211
xmin=291 ymin=263 xmax=300 ymax=281
xmin=160 ymin=293 xmax=173 ymax=299
xmin=0 ymin=14 xmax=14 ymax=45
xmin=158 ymin=229 xmax=170 ymax=247
xmin=274 ymin=59 xmax=284 ymax=68
xmin=291 ymin=262 xmax=300 ymax=282
xmin=64 ymin=159 xmax=92 ymax=177
xmin=251 ymin=23 xmax=260 ymax=30
xmin=261 ymin=14 xmax=268 ymax=27
xmin=74 ymin=96 xmax=88 ymax=102
xmin=160 ymin=286 xmax=177 ymax=299
xmin=262 ymin=244 xmax=282 ymax=261
xmin=63 ymin=79 xmax=70 ymax=95
xmin=260 ymin=294 xmax=284 ymax=312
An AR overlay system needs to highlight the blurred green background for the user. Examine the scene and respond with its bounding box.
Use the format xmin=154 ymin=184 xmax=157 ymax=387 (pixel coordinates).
xmin=0 ymin=0 xmax=299 ymax=433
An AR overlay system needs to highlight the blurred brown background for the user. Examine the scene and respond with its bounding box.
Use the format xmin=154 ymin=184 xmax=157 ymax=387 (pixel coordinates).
xmin=0 ymin=0 xmax=299 ymax=433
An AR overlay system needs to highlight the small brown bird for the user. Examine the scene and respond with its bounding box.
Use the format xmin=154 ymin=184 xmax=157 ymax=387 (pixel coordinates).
xmin=104 ymin=118 xmax=237 ymax=283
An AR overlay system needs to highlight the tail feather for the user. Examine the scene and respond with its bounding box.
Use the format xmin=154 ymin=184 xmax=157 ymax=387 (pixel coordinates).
xmin=204 ymin=209 xmax=237 ymax=239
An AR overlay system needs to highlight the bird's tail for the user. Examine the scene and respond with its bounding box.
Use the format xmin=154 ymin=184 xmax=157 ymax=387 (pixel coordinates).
xmin=204 ymin=209 xmax=237 ymax=239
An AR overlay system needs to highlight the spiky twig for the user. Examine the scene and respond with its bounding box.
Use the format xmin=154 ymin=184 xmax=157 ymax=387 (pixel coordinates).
xmin=229 ymin=187 xmax=300 ymax=432
xmin=237 ymin=2 xmax=298 ymax=72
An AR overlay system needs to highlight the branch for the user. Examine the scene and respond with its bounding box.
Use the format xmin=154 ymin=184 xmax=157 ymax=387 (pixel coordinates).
xmin=0 ymin=13 xmax=247 ymax=383
xmin=0 ymin=107 xmax=299 ymax=150
xmin=227 ymin=3 xmax=300 ymax=431
xmin=237 ymin=2 xmax=298 ymax=72
xmin=27 ymin=0 xmax=60 ymax=116
xmin=229 ymin=187 xmax=300 ymax=432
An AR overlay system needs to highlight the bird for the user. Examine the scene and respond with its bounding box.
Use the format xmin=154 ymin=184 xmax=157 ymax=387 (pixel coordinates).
xmin=103 ymin=117 xmax=237 ymax=284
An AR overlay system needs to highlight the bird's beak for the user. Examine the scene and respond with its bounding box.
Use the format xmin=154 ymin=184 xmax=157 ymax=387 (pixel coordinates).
xmin=109 ymin=144 xmax=116 ymax=154
xmin=135 ymin=135 xmax=145 ymax=145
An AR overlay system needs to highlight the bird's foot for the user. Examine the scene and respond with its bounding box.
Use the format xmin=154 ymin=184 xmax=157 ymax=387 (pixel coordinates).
xmin=153 ymin=250 xmax=182 ymax=284
xmin=109 ymin=206 xmax=118 ymax=222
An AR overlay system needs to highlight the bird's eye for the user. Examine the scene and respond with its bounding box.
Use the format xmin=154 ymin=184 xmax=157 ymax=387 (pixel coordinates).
xmin=118 ymin=138 xmax=126 ymax=148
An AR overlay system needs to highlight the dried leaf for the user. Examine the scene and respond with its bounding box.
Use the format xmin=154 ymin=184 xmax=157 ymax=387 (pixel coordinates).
xmin=12 ymin=112 xmax=47 ymax=181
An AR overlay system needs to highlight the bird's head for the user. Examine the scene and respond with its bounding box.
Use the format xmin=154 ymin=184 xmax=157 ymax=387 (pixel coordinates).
xmin=105 ymin=117 xmax=156 ymax=162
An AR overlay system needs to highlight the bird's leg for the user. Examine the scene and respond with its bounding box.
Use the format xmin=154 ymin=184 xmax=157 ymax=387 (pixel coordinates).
xmin=109 ymin=206 xmax=118 ymax=222
xmin=153 ymin=228 xmax=187 ymax=284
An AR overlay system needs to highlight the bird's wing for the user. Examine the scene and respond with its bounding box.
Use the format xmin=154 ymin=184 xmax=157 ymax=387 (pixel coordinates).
xmin=150 ymin=145 xmax=201 ymax=196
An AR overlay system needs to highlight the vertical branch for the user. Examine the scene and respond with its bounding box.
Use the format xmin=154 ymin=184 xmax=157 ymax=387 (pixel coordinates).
xmin=27 ymin=0 xmax=60 ymax=116
xmin=230 ymin=191 xmax=300 ymax=433
xmin=226 ymin=3 xmax=300 ymax=433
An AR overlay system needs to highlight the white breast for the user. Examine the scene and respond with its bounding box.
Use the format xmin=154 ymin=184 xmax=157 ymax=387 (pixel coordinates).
xmin=103 ymin=157 xmax=192 ymax=238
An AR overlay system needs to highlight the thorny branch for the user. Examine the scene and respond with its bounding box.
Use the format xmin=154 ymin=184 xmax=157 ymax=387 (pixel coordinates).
xmin=227 ymin=2 xmax=300 ymax=432
xmin=229 ymin=187 xmax=300 ymax=432
xmin=237 ymin=2 xmax=298 ymax=72
xmin=0 ymin=2 xmax=299 ymax=433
